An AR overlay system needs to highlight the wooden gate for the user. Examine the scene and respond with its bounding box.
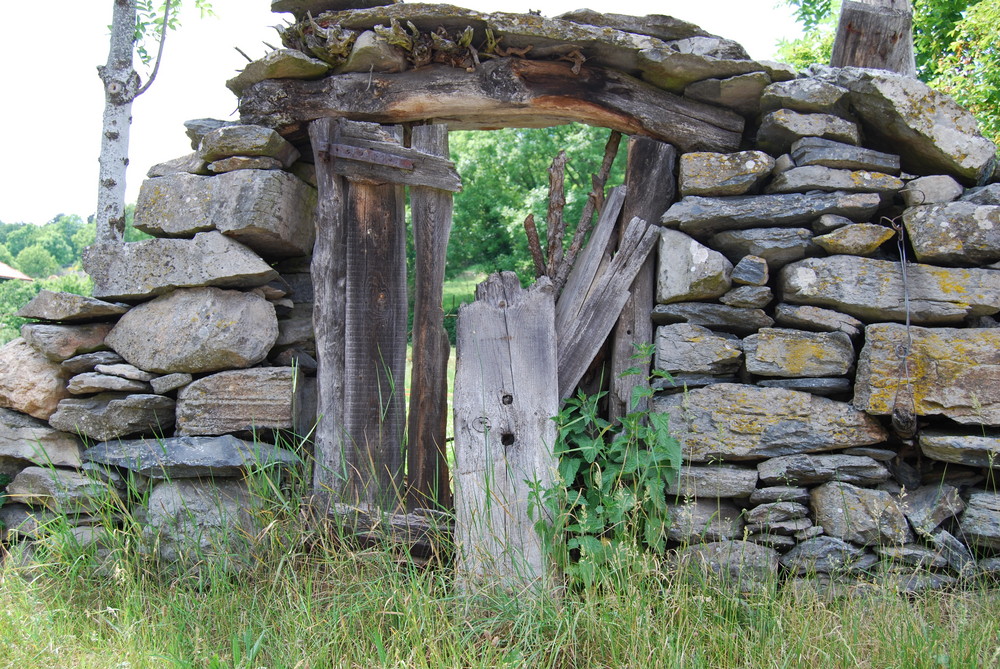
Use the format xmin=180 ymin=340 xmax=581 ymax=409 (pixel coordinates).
xmin=308 ymin=118 xmax=460 ymax=513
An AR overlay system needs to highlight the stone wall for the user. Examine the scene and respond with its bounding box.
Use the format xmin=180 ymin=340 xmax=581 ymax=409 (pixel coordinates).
xmin=1 ymin=4 xmax=999 ymax=589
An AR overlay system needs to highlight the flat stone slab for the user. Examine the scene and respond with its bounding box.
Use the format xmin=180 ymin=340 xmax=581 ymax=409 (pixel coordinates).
xmin=919 ymin=431 xmax=1000 ymax=469
xmin=709 ymin=227 xmax=818 ymax=270
xmin=105 ymin=287 xmax=278 ymax=375
xmin=654 ymin=324 xmax=743 ymax=375
xmin=15 ymin=290 xmax=129 ymax=323
xmin=20 ymin=323 xmax=112 ymax=362
xmin=749 ymin=486 xmax=810 ymax=505
xmin=854 ymin=324 xmax=1000 ymax=425
xmin=666 ymin=498 xmax=744 ymax=543
xmin=84 ymin=231 xmax=278 ymax=302
xmin=759 ymin=78 xmax=850 ymax=117
xmin=825 ymin=67 xmax=997 ymax=185
xmin=7 ymin=466 xmax=115 ymax=515
xmin=176 ymin=367 xmax=298 ymax=436
xmin=773 ymin=304 xmax=863 ymax=338
xmin=902 ymin=202 xmax=1000 ymax=265
xmin=0 ymin=407 xmax=83 ymax=468
xmin=781 ymin=536 xmax=877 ymax=575
xmin=745 ymin=501 xmax=809 ymax=525
xmin=67 ymin=373 xmax=152 ymax=395
xmin=756 ymin=377 xmax=853 ymax=396
xmin=661 ymin=192 xmax=881 ymax=237
xmin=813 ymin=223 xmax=896 ymax=256
xmin=779 ymin=256 xmax=1000 ymax=324
xmin=959 ymin=492 xmax=1000 ymax=551
xmin=84 ymin=434 xmax=300 ymax=479
xmin=651 ymin=303 xmax=773 ymax=336
xmin=653 ymin=384 xmax=886 ymax=463
xmin=61 ymin=351 xmax=125 ymax=375
xmin=49 ymin=393 xmax=176 ymax=442
xmin=94 ymin=363 xmax=157 ymax=382
xmin=756 ymin=109 xmax=860 ymax=155
xmin=790 ymin=137 xmax=900 ymax=174
xmin=765 ymin=166 xmax=902 ymax=196
xmin=150 ymin=373 xmax=193 ymax=394
xmin=134 ymin=170 xmax=317 ymax=259
xmin=656 ymin=229 xmax=732 ymax=303
xmin=666 ymin=464 xmax=759 ymax=499
xmin=0 ymin=338 xmax=71 ymax=420
xmin=227 ymin=48 xmax=331 ymax=96
xmin=758 ymin=454 xmax=889 ymax=486
xmin=812 ymin=481 xmax=912 ymax=546
xmin=743 ymin=328 xmax=854 ymax=378
xmin=198 ymin=125 xmax=300 ymax=167
xmin=684 ymin=71 xmax=771 ymax=116
xmin=678 ymin=150 xmax=773 ymax=197
xmin=719 ymin=285 xmax=772 ymax=308
xmin=962 ymin=183 xmax=1000 ymax=205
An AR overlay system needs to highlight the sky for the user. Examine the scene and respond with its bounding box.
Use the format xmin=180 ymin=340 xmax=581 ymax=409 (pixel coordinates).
xmin=0 ymin=0 xmax=801 ymax=226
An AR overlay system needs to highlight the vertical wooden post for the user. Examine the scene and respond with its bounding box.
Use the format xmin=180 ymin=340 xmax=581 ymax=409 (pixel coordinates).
xmin=407 ymin=124 xmax=454 ymax=510
xmin=608 ymin=137 xmax=677 ymax=422
xmin=831 ymin=0 xmax=916 ymax=77
xmin=309 ymin=118 xmax=348 ymax=509
xmin=454 ymin=272 xmax=559 ymax=591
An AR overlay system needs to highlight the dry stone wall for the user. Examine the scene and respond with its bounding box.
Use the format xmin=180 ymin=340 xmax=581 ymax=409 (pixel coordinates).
xmin=1 ymin=3 xmax=999 ymax=590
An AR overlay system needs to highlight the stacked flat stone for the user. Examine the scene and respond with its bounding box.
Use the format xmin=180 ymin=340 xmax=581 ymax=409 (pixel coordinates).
xmin=0 ymin=121 xmax=315 ymax=569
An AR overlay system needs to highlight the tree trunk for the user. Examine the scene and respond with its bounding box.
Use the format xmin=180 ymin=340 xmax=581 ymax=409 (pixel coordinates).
xmin=97 ymin=0 xmax=141 ymax=245
xmin=831 ymin=0 xmax=916 ymax=76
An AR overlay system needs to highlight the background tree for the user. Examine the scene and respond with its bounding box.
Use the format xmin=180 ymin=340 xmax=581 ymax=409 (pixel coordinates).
xmin=14 ymin=245 xmax=60 ymax=279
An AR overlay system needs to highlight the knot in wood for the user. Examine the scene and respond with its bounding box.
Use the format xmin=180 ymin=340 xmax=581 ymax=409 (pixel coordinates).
xmin=472 ymin=416 xmax=492 ymax=433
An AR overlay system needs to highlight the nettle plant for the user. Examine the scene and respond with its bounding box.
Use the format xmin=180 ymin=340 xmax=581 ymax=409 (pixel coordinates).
xmin=533 ymin=348 xmax=682 ymax=588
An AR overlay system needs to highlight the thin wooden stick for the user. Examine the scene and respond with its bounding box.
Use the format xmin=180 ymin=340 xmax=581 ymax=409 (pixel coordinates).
xmin=523 ymin=214 xmax=547 ymax=278
xmin=553 ymin=131 xmax=622 ymax=293
xmin=545 ymin=151 xmax=568 ymax=277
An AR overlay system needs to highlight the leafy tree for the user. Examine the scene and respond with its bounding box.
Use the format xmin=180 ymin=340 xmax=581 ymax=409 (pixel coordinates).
xmin=0 ymin=244 xmax=13 ymax=267
xmin=4 ymin=225 xmax=40 ymax=258
xmin=15 ymin=245 xmax=59 ymax=279
xmin=778 ymin=0 xmax=1000 ymax=143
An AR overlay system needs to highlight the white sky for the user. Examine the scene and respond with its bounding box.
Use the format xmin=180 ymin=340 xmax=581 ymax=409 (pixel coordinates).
xmin=0 ymin=0 xmax=801 ymax=226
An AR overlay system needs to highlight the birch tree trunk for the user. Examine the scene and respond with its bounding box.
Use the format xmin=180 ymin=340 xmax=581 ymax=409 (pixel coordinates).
xmin=96 ymin=0 xmax=141 ymax=245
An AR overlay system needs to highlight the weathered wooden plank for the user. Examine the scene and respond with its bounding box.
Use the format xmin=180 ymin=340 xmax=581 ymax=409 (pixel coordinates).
xmin=319 ymin=136 xmax=463 ymax=192
xmin=308 ymin=118 xmax=349 ymax=508
xmin=454 ymin=272 xmax=559 ymax=591
xmin=240 ymin=58 xmax=744 ymax=153
xmin=342 ymin=134 xmax=408 ymax=509
xmin=554 ymin=186 xmax=627 ymax=330
xmin=406 ymin=124 xmax=456 ymax=511
xmin=322 ymin=502 xmax=454 ymax=560
xmin=557 ymin=217 xmax=658 ymax=399
xmin=831 ymin=0 xmax=916 ymax=76
xmin=609 ymin=137 xmax=677 ymax=422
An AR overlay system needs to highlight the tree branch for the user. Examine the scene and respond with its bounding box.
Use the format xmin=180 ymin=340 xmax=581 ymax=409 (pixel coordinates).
xmin=136 ymin=0 xmax=174 ymax=97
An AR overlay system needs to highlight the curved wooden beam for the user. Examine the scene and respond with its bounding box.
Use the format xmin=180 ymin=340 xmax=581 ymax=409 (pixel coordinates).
xmin=239 ymin=57 xmax=744 ymax=153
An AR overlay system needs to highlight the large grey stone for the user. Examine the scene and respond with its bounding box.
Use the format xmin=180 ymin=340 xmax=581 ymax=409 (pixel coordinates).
xmin=147 ymin=152 xmax=210 ymax=178
xmin=654 ymin=324 xmax=742 ymax=375
xmin=144 ymin=478 xmax=258 ymax=567
xmin=854 ymin=324 xmax=1000 ymax=425
xmin=662 ymin=192 xmax=881 ymax=237
xmin=746 ymin=501 xmax=809 ymax=525
xmin=651 ymin=303 xmax=773 ymax=336
xmin=556 ymin=9 xmax=713 ymax=42
xmin=49 ymin=393 xmax=176 ymax=442
xmin=15 ymin=290 xmax=128 ymax=323
xmin=902 ymin=202 xmax=1000 ymax=265
xmin=708 ymin=228 xmax=818 ymax=269
xmin=743 ymin=328 xmax=854 ymax=378
xmin=67 ymin=373 xmax=151 ymax=395
xmin=176 ymin=368 xmax=299 ymax=436
xmin=84 ymin=231 xmax=278 ymax=302
xmin=757 ymin=454 xmax=889 ymax=486
xmin=105 ymin=288 xmax=278 ymax=375
xmin=919 ymin=431 xmax=1000 ymax=469
xmin=684 ymin=72 xmax=771 ymax=116
xmin=781 ymin=536 xmax=878 ymax=575
xmin=730 ymin=255 xmax=769 ymax=286
xmin=184 ymin=118 xmax=234 ymax=149
xmin=134 ymin=170 xmax=317 ymax=258
xmin=656 ymin=229 xmax=732 ymax=303
xmin=759 ymin=78 xmax=850 ymax=117
xmin=962 ymin=183 xmax=1000 ymax=205
xmin=0 ymin=408 xmax=82 ymax=468
xmin=653 ymin=384 xmax=887 ymax=463
xmin=900 ymin=175 xmax=963 ymax=206
xmin=336 ymin=30 xmax=409 ymax=74
xmin=0 ymin=338 xmax=71 ymax=420
xmin=773 ymin=304 xmax=862 ymax=339
xmin=901 ymin=483 xmax=965 ymax=535
xmin=197 ymin=125 xmax=300 ymax=167
xmin=756 ymin=109 xmax=860 ymax=156
xmin=678 ymin=151 xmax=773 ymax=197
xmin=666 ymin=499 xmax=744 ymax=543
xmin=226 ymin=48 xmax=331 ymax=96
xmin=666 ymin=464 xmax=758 ymax=499
xmin=779 ymin=256 xmax=1000 ymax=324
xmin=20 ymin=323 xmax=112 ymax=363
xmin=674 ymin=540 xmax=779 ymax=589
xmin=765 ymin=166 xmax=902 ymax=196
xmin=790 ymin=137 xmax=901 ymax=174
xmin=84 ymin=434 xmax=300 ymax=479
xmin=638 ymin=40 xmax=762 ymax=93
xmin=959 ymin=492 xmax=1000 ymax=550
xmin=7 ymin=466 xmax=115 ymax=514
xmin=811 ymin=481 xmax=912 ymax=546
xmin=826 ymin=67 xmax=997 ymax=184
xmin=719 ymin=285 xmax=772 ymax=308
xmin=150 ymin=373 xmax=193 ymax=395
xmin=812 ymin=223 xmax=896 ymax=256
